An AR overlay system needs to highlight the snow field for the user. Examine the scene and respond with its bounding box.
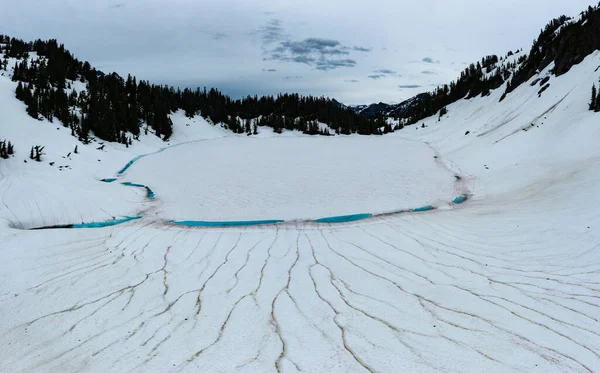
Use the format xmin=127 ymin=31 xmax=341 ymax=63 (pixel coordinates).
xmin=1 ymin=50 xmax=600 ymax=373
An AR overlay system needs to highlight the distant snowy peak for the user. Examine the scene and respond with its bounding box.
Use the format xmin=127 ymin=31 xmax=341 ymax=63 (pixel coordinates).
xmin=355 ymin=102 xmax=392 ymax=117
xmin=335 ymin=97 xmax=420 ymax=119
xmin=347 ymin=93 xmax=429 ymax=118
xmin=387 ymin=93 xmax=430 ymax=116
xmin=330 ymin=98 xmax=347 ymax=109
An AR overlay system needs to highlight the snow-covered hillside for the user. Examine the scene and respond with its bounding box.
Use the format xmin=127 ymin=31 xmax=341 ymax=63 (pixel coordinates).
xmin=0 ymin=71 xmax=228 ymax=229
xmin=1 ymin=42 xmax=600 ymax=373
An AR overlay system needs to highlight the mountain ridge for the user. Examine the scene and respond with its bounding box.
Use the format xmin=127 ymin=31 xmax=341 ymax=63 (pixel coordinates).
xmin=1 ymin=3 xmax=600 ymax=145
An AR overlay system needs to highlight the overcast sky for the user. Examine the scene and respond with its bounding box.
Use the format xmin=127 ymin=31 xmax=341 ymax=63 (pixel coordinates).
xmin=3 ymin=0 xmax=597 ymax=104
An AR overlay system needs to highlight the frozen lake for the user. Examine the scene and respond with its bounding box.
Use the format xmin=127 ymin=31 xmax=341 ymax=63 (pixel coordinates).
xmin=124 ymin=136 xmax=458 ymax=221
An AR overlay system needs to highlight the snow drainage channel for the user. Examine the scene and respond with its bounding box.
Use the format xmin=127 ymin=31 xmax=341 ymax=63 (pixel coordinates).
xmin=30 ymin=216 xmax=142 ymax=230
xmin=168 ymin=203 xmax=464 ymax=228
xmin=118 ymin=155 xmax=146 ymax=175
xmin=117 ymin=139 xmax=211 ymax=176
xmin=314 ymin=213 xmax=373 ymax=223
xmin=171 ymin=220 xmax=284 ymax=227
xmin=72 ymin=216 xmax=142 ymax=228
xmin=121 ymin=182 xmax=155 ymax=199
xmin=117 ymin=147 xmax=169 ymax=175
xmin=452 ymin=195 xmax=468 ymax=204
xmin=28 ymin=195 xmax=466 ymax=231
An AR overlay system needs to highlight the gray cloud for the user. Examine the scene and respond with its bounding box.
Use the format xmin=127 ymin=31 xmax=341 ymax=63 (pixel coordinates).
xmin=345 ymin=79 xmax=360 ymax=83
xmin=276 ymin=38 xmax=349 ymax=57
xmin=109 ymin=3 xmax=124 ymax=8
xmin=202 ymin=31 xmax=228 ymax=40
xmin=263 ymin=68 xmax=277 ymax=72
xmin=368 ymin=69 xmax=397 ymax=80
xmin=353 ymin=46 xmax=371 ymax=52
xmin=283 ymin=55 xmax=310 ymax=64
xmin=421 ymin=70 xmax=436 ymax=75
xmin=374 ymin=69 xmax=397 ymax=75
xmin=422 ymin=57 xmax=440 ymax=64
xmin=399 ymin=84 xmax=422 ymax=88
xmin=316 ymin=58 xmax=356 ymax=70
xmin=265 ymin=32 xmax=360 ymax=70
xmin=257 ymin=19 xmax=286 ymax=44
xmin=283 ymin=75 xmax=303 ymax=80
xmin=212 ymin=32 xmax=228 ymax=40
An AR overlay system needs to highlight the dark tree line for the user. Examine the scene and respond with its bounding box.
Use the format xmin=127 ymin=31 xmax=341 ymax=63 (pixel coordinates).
xmin=503 ymin=3 xmax=600 ymax=99
xmin=7 ymin=38 xmax=175 ymax=142
xmin=29 ymin=145 xmax=44 ymax=162
xmin=589 ymin=83 xmax=600 ymax=112
xmin=398 ymin=56 xmax=509 ymax=124
xmin=502 ymin=16 xmax=571 ymax=97
xmin=5 ymin=0 xmax=600 ymax=144
xmin=2 ymin=35 xmax=387 ymax=143
xmin=0 ymin=140 xmax=14 ymax=159
xmin=394 ymin=2 xmax=600 ymax=124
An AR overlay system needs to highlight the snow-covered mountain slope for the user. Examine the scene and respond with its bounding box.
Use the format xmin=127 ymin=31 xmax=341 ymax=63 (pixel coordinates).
xmin=0 ymin=71 xmax=228 ymax=229
xmin=1 ymin=48 xmax=600 ymax=373
xmin=399 ymin=52 xmax=600 ymax=204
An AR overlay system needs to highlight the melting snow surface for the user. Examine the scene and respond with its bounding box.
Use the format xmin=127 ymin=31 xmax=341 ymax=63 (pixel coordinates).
xmin=1 ymin=53 xmax=600 ymax=372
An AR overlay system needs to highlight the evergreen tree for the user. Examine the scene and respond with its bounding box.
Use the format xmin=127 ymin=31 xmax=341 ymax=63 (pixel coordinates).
xmin=590 ymin=84 xmax=597 ymax=111
xmin=34 ymin=146 xmax=44 ymax=162
xmin=15 ymin=81 xmax=24 ymax=100
xmin=27 ymin=91 xmax=39 ymax=119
